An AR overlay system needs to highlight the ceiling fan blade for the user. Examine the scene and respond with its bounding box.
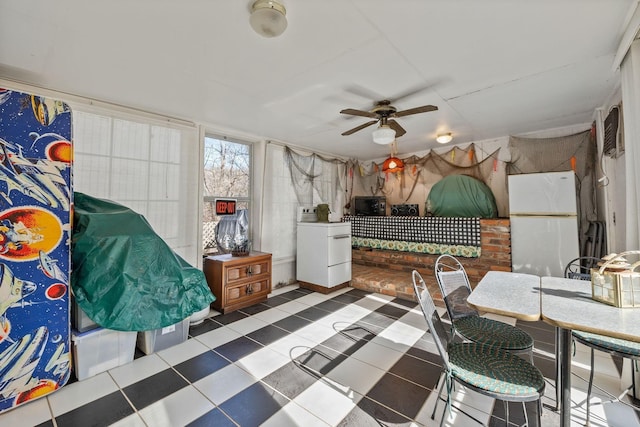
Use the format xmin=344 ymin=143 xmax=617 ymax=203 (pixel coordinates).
xmin=387 ymin=120 xmax=406 ymax=137
xmin=341 ymin=120 xmax=378 ymax=136
xmin=393 ymin=105 xmax=438 ymax=117
xmin=340 ymin=108 xmax=378 ymax=119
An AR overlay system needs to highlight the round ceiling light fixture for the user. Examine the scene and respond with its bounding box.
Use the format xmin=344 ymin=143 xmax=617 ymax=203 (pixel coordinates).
xmin=372 ymin=125 xmax=396 ymax=145
xmin=436 ymin=132 xmax=453 ymax=144
xmin=250 ymin=1 xmax=288 ymax=38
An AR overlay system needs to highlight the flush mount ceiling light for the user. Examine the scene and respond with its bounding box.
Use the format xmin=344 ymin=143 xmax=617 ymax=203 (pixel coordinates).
xmin=250 ymin=0 xmax=287 ymax=38
xmin=372 ymin=125 xmax=396 ymax=145
xmin=436 ymin=132 xmax=453 ymax=144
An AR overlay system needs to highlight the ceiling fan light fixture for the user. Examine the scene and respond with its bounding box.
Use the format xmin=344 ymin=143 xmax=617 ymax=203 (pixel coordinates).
xmin=436 ymin=132 xmax=453 ymax=144
xmin=250 ymin=0 xmax=287 ymax=38
xmin=372 ymin=125 xmax=396 ymax=144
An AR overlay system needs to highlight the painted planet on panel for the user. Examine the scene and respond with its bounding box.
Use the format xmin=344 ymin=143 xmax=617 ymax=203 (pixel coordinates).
xmin=0 ymin=207 xmax=63 ymax=262
xmin=15 ymin=379 xmax=58 ymax=405
xmin=45 ymin=283 xmax=67 ymax=300
xmin=46 ymin=141 xmax=72 ymax=163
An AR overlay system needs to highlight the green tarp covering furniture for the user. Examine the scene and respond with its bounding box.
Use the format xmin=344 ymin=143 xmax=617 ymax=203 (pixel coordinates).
xmin=428 ymin=175 xmax=498 ymax=218
xmin=71 ymin=192 xmax=215 ymax=331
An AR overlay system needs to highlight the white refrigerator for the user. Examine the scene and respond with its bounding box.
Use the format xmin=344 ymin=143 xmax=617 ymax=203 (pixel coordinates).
xmin=508 ymin=171 xmax=580 ymax=277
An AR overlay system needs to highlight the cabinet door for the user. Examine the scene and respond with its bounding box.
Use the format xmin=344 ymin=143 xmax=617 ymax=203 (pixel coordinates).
xmin=327 ymin=262 xmax=351 ymax=287
xmin=226 ymin=279 xmax=270 ymax=306
xmin=328 ymin=233 xmax=352 ymax=266
xmin=226 ymin=258 xmax=270 ymax=285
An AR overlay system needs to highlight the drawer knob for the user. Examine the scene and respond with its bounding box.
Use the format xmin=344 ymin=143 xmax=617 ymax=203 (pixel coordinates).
xmin=246 ymin=266 xmax=253 ymax=276
xmin=246 ymin=284 xmax=254 ymax=295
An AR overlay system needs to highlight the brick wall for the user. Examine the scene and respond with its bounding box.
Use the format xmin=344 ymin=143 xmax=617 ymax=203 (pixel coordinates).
xmin=350 ymin=218 xmax=511 ymax=302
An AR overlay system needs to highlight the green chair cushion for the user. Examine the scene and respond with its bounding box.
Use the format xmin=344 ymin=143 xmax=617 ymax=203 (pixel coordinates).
xmin=453 ymin=316 xmax=534 ymax=351
xmin=449 ymin=342 xmax=545 ymax=399
xmin=573 ymin=330 xmax=640 ymax=357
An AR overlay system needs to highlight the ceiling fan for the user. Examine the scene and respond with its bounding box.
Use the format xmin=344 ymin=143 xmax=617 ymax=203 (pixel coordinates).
xmin=340 ymin=100 xmax=438 ymax=143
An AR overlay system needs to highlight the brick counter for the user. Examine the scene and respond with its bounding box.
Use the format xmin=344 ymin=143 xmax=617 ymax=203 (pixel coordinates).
xmin=350 ymin=219 xmax=511 ymax=303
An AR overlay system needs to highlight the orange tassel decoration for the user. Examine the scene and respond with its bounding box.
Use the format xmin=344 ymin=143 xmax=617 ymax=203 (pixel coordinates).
xmin=571 ymin=156 xmax=576 ymax=172
xmin=493 ymin=158 xmax=498 ymax=172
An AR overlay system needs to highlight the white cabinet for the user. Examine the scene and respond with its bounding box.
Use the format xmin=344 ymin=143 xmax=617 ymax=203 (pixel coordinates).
xmin=297 ymin=222 xmax=351 ymax=292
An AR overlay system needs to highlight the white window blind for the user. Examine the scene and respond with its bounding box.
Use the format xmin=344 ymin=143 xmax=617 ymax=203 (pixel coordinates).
xmin=72 ymin=108 xmax=201 ymax=265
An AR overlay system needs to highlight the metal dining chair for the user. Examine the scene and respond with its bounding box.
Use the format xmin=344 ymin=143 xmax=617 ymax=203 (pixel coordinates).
xmin=412 ymin=270 xmax=546 ymax=427
xmin=562 ymin=256 xmax=640 ymax=425
xmin=434 ymin=254 xmax=535 ymax=360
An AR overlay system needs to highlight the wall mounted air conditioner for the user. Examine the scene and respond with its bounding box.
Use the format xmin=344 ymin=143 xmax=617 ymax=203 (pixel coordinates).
xmin=603 ymin=105 xmax=624 ymax=158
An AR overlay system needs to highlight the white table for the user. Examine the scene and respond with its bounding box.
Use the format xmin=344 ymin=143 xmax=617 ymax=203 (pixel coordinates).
xmin=541 ymin=276 xmax=640 ymax=427
xmin=467 ymin=270 xmax=541 ymax=321
xmin=468 ymin=272 xmax=640 ymax=427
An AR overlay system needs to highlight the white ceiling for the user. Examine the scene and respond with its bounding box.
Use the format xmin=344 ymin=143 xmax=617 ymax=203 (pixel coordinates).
xmin=0 ymin=0 xmax=636 ymax=159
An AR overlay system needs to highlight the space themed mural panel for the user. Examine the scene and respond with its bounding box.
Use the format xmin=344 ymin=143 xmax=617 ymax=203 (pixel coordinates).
xmin=0 ymin=88 xmax=72 ymax=413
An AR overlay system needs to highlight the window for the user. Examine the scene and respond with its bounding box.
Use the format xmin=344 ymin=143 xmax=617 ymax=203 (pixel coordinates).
xmin=202 ymin=136 xmax=251 ymax=254
xmin=72 ymin=108 xmax=200 ymax=265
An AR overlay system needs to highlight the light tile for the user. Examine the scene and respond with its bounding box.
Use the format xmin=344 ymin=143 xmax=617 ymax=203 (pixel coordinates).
xmin=235 ymin=346 xmax=291 ymax=379
xmin=253 ymin=307 xmax=291 ymax=324
xmin=109 ymin=413 xmax=148 ymax=427
xmin=2 ymin=397 xmax=51 ymax=426
xmin=225 ymin=315 xmax=269 ymax=336
xmin=293 ymin=322 xmax=338 ymax=346
xmin=325 ymin=355 xmax=386 ymax=395
xmin=194 ymin=326 xmax=242 ymax=349
xmin=156 ymin=336 xmax=210 ymax=366
xmin=48 ymin=372 xmax=119 ymax=416
xmin=293 ymin=380 xmax=362 ymax=426
xmin=109 ymin=353 xmax=170 ymax=388
xmin=194 ymin=363 xmax=257 ymax=404
xmin=296 ymin=292 xmax=332 ymax=306
xmin=262 ymin=401 xmax=331 ymax=427
xmin=349 ymin=340 xmax=404 ymax=372
xmin=266 ymin=333 xmax=318 ymax=359
xmin=138 ymin=385 xmax=215 ymax=427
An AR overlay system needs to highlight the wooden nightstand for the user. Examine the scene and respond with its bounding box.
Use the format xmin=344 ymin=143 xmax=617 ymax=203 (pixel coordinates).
xmin=203 ymin=251 xmax=272 ymax=314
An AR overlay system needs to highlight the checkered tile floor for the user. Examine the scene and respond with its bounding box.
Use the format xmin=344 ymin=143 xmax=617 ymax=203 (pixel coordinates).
xmin=4 ymin=285 xmax=640 ymax=426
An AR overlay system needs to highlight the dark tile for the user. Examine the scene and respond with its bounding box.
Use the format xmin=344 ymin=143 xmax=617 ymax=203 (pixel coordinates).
xmin=374 ymin=303 xmax=409 ymax=320
xmin=366 ymin=372 xmax=431 ymax=420
xmin=189 ymin=318 xmax=223 ymax=337
xmin=391 ymin=297 xmax=418 ymax=309
xmin=320 ymin=329 xmax=371 ymax=356
xmin=344 ymin=288 xmax=373 ymax=298
xmin=338 ymin=396 xmax=414 ymax=427
xmin=276 ymin=289 xmax=309 ymax=300
xmin=123 ymin=369 xmax=189 ymax=410
xmin=315 ymin=299 xmax=348 ymax=313
xmin=34 ymin=421 xmax=54 ymax=427
xmin=187 ymin=407 xmax=237 ymax=427
xmin=214 ymin=336 xmax=263 ymax=362
xmin=211 ymin=310 xmax=248 ymax=325
xmin=55 ymin=391 xmax=134 ymax=427
xmin=246 ymin=324 xmax=291 ymax=346
xmin=359 ymin=311 xmax=397 ymax=329
xmin=219 ymin=382 xmax=289 ymax=426
xmin=273 ymin=314 xmax=311 ymax=332
xmin=338 ymin=322 xmax=379 ymax=342
xmin=331 ymin=292 xmax=363 ymax=304
xmin=263 ymin=295 xmax=291 ymax=307
xmin=262 ymin=361 xmax=319 ymax=399
xmin=388 ymin=354 xmax=442 ymax=389
xmin=174 ymin=350 xmax=230 ymax=382
xmin=239 ymin=303 xmax=271 ymax=315
xmin=294 ymin=346 xmax=347 ymax=375
xmin=294 ymin=305 xmax=329 ymax=322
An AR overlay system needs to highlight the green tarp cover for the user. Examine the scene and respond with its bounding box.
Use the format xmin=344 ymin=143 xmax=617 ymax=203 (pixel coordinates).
xmin=428 ymin=175 xmax=498 ymax=218
xmin=71 ymin=192 xmax=215 ymax=331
